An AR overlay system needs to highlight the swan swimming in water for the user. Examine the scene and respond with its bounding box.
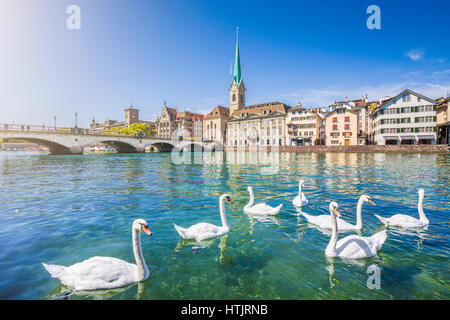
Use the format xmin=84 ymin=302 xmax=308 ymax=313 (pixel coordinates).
xmin=42 ymin=219 xmax=152 ymax=291
xmin=244 ymin=186 xmax=282 ymax=215
xmin=375 ymin=188 xmax=429 ymax=228
xmin=301 ymin=195 xmax=375 ymax=230
xmin=325 ymin=202 xmax=387 ymax=259
xmin=292 ymin=180 xmax=308 ymax=207
xmin=174 ymin=194 xmax=233 ymax=241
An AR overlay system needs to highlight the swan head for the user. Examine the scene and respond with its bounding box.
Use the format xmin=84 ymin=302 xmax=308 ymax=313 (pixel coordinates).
xmin=220 ymin=194 xmax=233 ymax=204
xmin=360 ymin=195 xmax=376 ymax=205
xmin=246 ymin=186 xmax=253 ymax=193
xmin=132 ymin=219 xmax=152 ymax=236
xmin=299 ymin=180 xmax=305 ymax=187
xmin=418 ymin=188 xmax=425 ymax=198
xmin=329 ymin=201 xmax=341 ymax=218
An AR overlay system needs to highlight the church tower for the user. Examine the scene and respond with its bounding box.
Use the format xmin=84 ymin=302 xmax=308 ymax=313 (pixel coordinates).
xmin=229 ymin=27 xmax=245 ymax=114
xmin=124 ymin=105 xmax=139 ymax=128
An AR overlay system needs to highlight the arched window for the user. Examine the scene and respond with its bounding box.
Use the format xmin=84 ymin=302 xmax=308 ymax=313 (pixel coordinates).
xmin=239 ymin=95 xmax=243 ymax=103
xmin=232 ymin=94 xmax=236 ymax=102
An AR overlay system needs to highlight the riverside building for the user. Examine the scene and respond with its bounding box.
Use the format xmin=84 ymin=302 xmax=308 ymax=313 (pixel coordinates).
xmin=436 ymin=97 xmax=450 ymax=145
xmin=369 ymin=89 xmax=437 ymax=145
xmin=156 ymin=102 xmax=178 ymax=139
xmin=228 ymin=102 xmax=291 ymax=147
xmin=203 ymin=105 xmax=230 ymax=145
xmin=329 ymin=98 xmax=369 ymax=145
xmin=325 ymin=105 xmax=360 ymax=146
xmin=286 ymin=103 xmax=324 ymax=146
xmin=175 ymin=111 xmax=204 ymax=141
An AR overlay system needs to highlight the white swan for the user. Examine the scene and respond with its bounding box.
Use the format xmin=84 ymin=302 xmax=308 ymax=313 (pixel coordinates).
xmin=174 ymin=194 xmax=232 ymax=241
xmin=244 ymin=186 xmax=282 ymax=215
xmin=375 ymin=188 xmax=429 ymax=228
xmin=292 ymin=179 xmax=308 ymax=207
xmin=325 ymin=202 xmax=387 ymax=259
xmin=43 ymin=219 xmax=152 ymax=291
xmin=301 ymin=195 xmax=375 ymax=230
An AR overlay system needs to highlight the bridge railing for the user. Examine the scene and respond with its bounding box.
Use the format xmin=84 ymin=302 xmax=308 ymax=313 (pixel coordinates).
xmin=0 ymin=123 xmax=167 ymax=139
xmin=1 ymin=123 xmax=77 ymax=133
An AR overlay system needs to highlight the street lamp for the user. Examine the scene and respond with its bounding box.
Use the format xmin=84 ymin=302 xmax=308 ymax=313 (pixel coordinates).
xmin=75 ymin=112 xmax=78 ymax=128
xmin=54 ymin=116 xmax=56 ymax=130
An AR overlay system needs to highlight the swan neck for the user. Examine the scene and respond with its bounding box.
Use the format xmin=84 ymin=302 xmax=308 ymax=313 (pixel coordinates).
xmin=355 ymin=198 xmax=363 ymax=229
xmin=298 ymin=183 xmax=302 ymax=196
xmin=132 ymin=228 xmax=149 ymax=281
xmin=220 ymin=198 xmax=229 ymax=228
xmin=326 ymin=209 xmax=338 ymax=256
xmin=418 ymin=195 xmax=428 ymax=222
xmin=246 ymin=189 xmax=254 ymax=208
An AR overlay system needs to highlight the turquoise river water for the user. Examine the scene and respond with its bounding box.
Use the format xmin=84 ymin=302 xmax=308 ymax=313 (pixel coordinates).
xmin=0 ymin=151 xmax=449 ymax=299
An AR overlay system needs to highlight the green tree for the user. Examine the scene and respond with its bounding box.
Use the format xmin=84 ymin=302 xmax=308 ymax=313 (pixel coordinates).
xmin=104 ymin=126 xmax=123 ymax=135
xmin=104 ymin=123 xmax=155 ymax=136
xmin=127 ymin=123 xmax=156 ymax=136
xmin=369 ymin=103 xmax=378 ymax=112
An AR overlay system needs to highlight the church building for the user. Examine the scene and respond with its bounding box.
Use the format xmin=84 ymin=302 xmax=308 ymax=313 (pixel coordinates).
xmin=226 ymin=29 xmax=291 ymax=148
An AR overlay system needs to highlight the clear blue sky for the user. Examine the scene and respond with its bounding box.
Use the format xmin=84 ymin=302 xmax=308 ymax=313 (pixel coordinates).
xmin=1 ymin=0 xmax=449 ymax=128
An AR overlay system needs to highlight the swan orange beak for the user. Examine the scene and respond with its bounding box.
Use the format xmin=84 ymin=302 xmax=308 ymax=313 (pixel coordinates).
xmin=369 ymin=199 xmax=376 ymax=206
xmin=141 ymin=225 xmax=152 ymax=236
xmin=334 ymin=208 xmax=341 ymax=218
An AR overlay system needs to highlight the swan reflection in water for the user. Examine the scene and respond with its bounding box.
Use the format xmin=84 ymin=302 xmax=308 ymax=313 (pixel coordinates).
xmin=386 ymin=225 xmax=429 ymax=250
xmin=49 ymin=281 xmax=145 ymax=300
xmin=246 ymin=211 xmax=281 ymax=237
xmin=174 ymin=234 xmax=231 ymax=264
xmin=325 ymin=255 xmax=382 ymax=290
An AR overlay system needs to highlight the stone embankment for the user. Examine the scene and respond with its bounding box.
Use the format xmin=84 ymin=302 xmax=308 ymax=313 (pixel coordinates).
xmin=225 ymin=145 xmax=449 ymax=153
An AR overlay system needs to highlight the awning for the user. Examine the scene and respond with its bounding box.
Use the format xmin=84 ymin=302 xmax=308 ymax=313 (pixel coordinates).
xmin=383 ymin=136 xmax=398 ymax=140
xmin=399 ymin=135 xmax=415 ymax=140
xmin=417 ymin=135 xmax=435 ymax=139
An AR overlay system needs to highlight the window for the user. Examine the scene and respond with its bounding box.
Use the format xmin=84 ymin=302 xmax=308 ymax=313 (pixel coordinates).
xmin=344 ymin=116 xmax=350 ymax=122
xmin=345 ymin=124 xmax=350 ymax=130
xmin=332 ymin=125 xmax=338 ymax=131
xmin=332 ymin=117 xmax=338 ymax=123
xmin=233 ymin=94 xmax=236 ymax=102
xmin=402 ymin=94 xmax=410 ymax=102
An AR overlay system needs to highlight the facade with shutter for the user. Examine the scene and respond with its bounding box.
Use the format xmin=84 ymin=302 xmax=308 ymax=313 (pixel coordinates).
xmin=369 ymin=89 xmax=437 ymax=145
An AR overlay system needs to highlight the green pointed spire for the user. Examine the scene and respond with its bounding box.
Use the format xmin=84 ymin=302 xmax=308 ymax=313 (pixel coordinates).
xmin=233 ymin=27 xmax=242 ymax=86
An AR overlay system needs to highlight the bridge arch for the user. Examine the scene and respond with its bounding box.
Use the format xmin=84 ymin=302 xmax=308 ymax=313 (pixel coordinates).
xmin=98 ymin=140 xmax=138 ymax=153
xmin=144 ymin=142 xmax=175 ymax=153
xmin=206 ymin=143 xmax=224 ymax=152
xmin=172 ymin=142 xmax=205 ymax=153
xmin=0 ymin=137 xmax=71 ymax=155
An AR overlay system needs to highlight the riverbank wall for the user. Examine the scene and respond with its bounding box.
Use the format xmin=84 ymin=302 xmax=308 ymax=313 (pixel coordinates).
xmin=225 ymin=145 xmax=449 ymax=153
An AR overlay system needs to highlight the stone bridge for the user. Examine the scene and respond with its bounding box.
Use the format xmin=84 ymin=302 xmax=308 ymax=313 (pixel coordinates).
xmin=0 ymin=129 xmax=221 ymax=155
